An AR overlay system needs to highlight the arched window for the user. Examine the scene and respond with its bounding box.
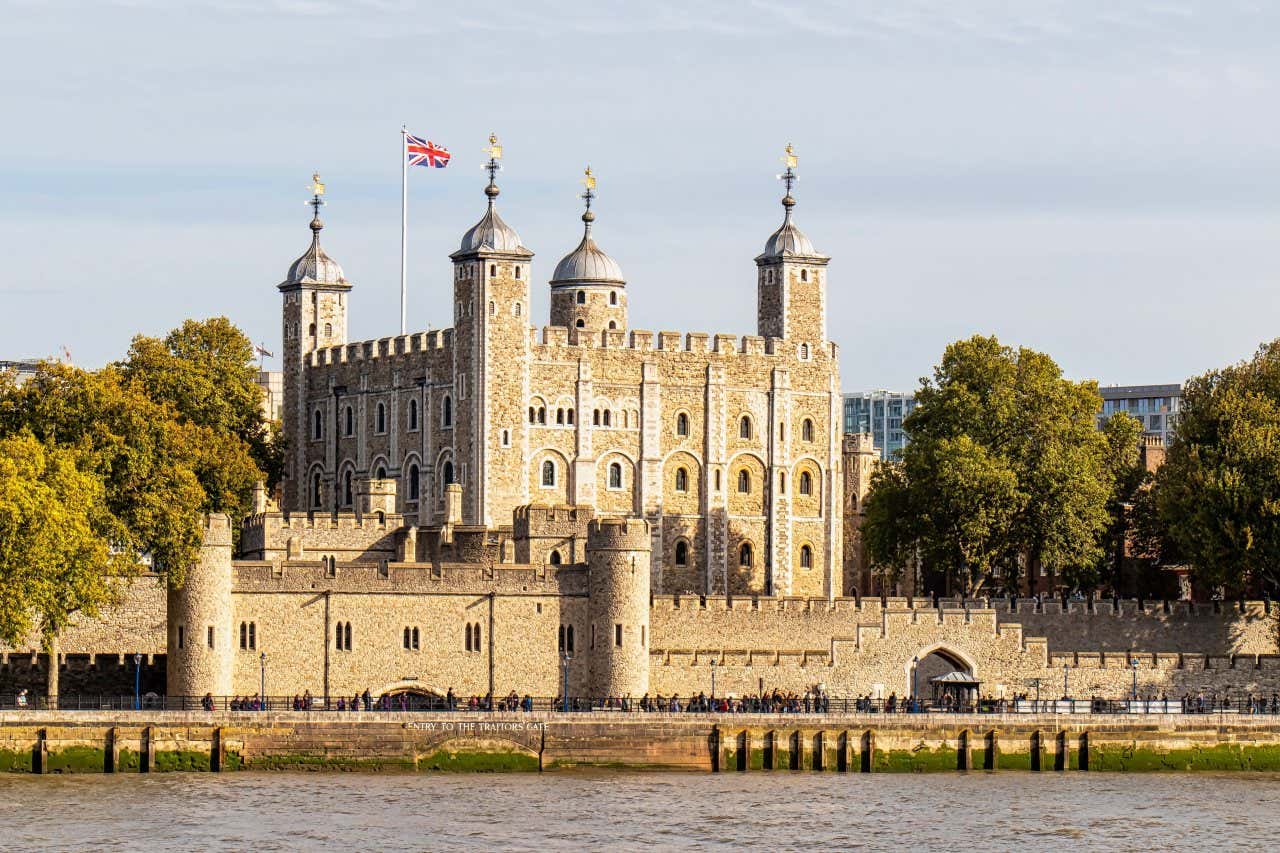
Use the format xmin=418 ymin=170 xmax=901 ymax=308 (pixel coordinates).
xmin=473 ymin=623 xmax=482 ymax=650
xmin=608 ymin=462 xmax=622 ymax=489
xmin=465 ymin=623 xmax=472 ymax=651
xmin=345 ymin=406 xmax=354 ymax=436
xmin=442 ymin=461 xmax=455 ymax=485
xmin=567 ymin=625 xmax=575 ymax=653
xmin=799 ymin=471 xmax=813 ymax=495
xmin=538 ymin=407 xmax=546 ymax=424
xmin=404 ymin=627 xmax=411 ymax=649
xmin=489 ymin=300 xmax=495 ymax=316
xmin=567 ymin=408 xmax=574 ymax=425
xmin=442 ymin=396 xmax=452 ymax=427
xmin=576 ymin=290 xmax=586 ymax=305
xmin=800 ymin=269 xmax=808 ymax=282
xmin=311 ymin=472 xmax=322 ymax=507
xmin=800 ymin=544 xmax=813 ymax=569
xmin=739 ymin=416 xmax=752 ymax=439
xmin=409 ymin=399 xmax=419 ymax=431
xmin=335 ymin=622 xmax=344 ymax=650
xmin=375 ymin=465 xmax=386 ymax=480
xmin=739 ymin=543 xmax=753 ymax=567
xmin=549 ymin=550 xmax=562 ymax=566
xmin=802 ymin=418 xmax=814 ymax=442
xmin=324 ymin=323 xmax=332 ymax=337
xmin=343 ymin=470 xmax=353 ymax=505
xmin=737 ymin=469 xmax=750 ymax=493
xmin=344 ymin=622 xmax=352 ymax=651
xmin=608 ymin=320 xmax=617 ymax=330
xmin=800 ymin=343 xmax=810 ymax=360
xmin=675 ymin=467 xmax=688 ymax=492
xmin=575 ymin=319 xmax=585 ymax=329
xmin=412 ymin=627 xmax=419 ymax=649
xmin=674 ymin=540 xmax=688 ymax=567
xmin=313 ymin=409 xmax=323 ymax=439
xmin=593 ymin=409 xmax=600 ymax=426
xmin=676 ymin=413 xmax=689 ymax=437
xmin=602 ymin=410 xmax=611 ymax=427
xmin=408 ymin=464 xmax=420 ymax=500
xmin=515 ymin=265 xmax=522 ymax=279
xmin=529 ymin=406 xmax=536 ymax=424
xmin=489 ymin=263 xmax=497 ymax=277
xmin=610 ymin=291 xmax=617 ymax=305
xmin=556 ymin=408 xmax=564 ymax=425
xmin=309 ymin=322 xmax=316 ymax=338
xmin=501 ymin=429 xmax=510 ymax=446
xmin=541 ymin=460 xmax=556 ymax=487
xmin=779 ymin=471 xmax=786 ymax=493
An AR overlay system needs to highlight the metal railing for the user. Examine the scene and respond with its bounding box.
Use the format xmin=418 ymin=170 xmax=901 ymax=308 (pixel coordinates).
xmin=2 ymin=694 xmax=1277 ymax=715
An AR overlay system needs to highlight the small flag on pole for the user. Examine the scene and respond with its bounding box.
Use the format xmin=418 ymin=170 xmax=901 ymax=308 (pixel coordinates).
xmin=254 ymin=344 xmax=274 ymax=359
xmin=406 ymin=134 xmax=451 ymax=168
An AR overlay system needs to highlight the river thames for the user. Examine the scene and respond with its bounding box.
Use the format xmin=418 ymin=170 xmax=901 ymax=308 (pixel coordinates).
xmin=0 ymin=771 xmax=1276 ymax=851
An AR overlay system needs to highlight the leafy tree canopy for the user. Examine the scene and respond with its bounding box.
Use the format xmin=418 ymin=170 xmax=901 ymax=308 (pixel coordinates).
xmin=1155 ymin=339 xmax=1280 ymax=592
xmin=863 ymin=335 xmax=1113 ymax=595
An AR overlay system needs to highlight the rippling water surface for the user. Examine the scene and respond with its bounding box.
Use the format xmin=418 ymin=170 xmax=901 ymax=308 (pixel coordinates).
xmin=0 ymin=771 xmax=1277 ymax=851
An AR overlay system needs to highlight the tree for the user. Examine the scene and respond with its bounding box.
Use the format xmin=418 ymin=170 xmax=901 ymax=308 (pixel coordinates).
xmin=0 ymin=362 xmax=208 ymax=585
xmin=1155 ymin=339 xmax=1280 ymax=593
xmin=1073 ymin=411 xmax=1147 ymax=592
xmin=0 ymin=432 xmax=130 ymax=647
xmin=121 ymin=317 xmax=282 ymax=489
xmin=863 ymin=335 xmax=1113 ymax=595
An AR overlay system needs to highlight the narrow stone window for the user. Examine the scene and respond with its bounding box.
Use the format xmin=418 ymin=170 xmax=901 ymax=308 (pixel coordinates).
xmin=344 ymin=622 xmax=352 ymax=651
xmin=608 ymin=320 xmax=617 ymax=330
xmin=714 ymin=470 xmax=721 ymax=491
xmin=675 ymin=540 xmax=688 ymax=567
xmin=615 ymin=624 xmax=623 ymax=647
xmin=675 ymin=467 xmax=688 ymax=492
xmin=800 ymin=471 xmax=812 ymax=495
xmin=641 ymin=626 xmax=645 ymax=647
xmin=409 ymin=399 xmax=419 ymax=431
xmin=800 ymin=269 xmax=808 ymax=282
xmin=489 ymin=301 xmax=495 ymax=316
xmin=443 ymin=461 xmax=455 ymax=485
xmin=603 ymin=410 xmax=611 ymax=427
xmin=515 ymin=302 xmax=522 ymax=316
xmin=538 ymin=407 xmax=546 ymax=424
xmin=567 ymin=408 xmax=575 ymax=425
xmin=779 ymin=471 xmax=786 ymax=493
xmin=377 ymin=403 xmax=387 ymax=434
xmin=442 ymin=396 xmax=452 ymax=427
xmin=489 ymin=264 xmax=497 ymax=277
xmin=779 ymin=421 xmax=785 ymax=440
xmin=324 ymin=322 xmax=332 ymax=337
xmin=740 ymin=543 xmax=753 ymax=567
xmin=567 ymin=625 xmax=575 ymax=653
xmin=800 ymin=343 xmax=810 ymax=360
xmin=312 ymin=472 xmax=322 ymax=507
xmin=610 ymin=291 xmax=617 ymax=305
xmin=556 ymin=408 xmax=565 ymax=425
xmin=577 ymin=290 xmax=586 ymax=305
xmin=737 ymin=469 xmax=750 ymax=493
xmin=465 ymin=623 xmax=472 ymax=652
xmin=501 ymin=429 xmax=510 ymax=447
xmin=314 ymin=409 xmax=323 ymax=439
xmin=676 ymin=412 xmax=688 ymax=437
xmin=559 ymin=625 xmax=565 ymax=652
xmin=207 ymin=626 xmax=215 ymax=649
xmin=542 ymin=460 xmax=556 ymax=487
xmin=515 ymin=265 xmax=522 ymax=279
xmin=309 ymin=322 xmax=316 ymax=338
xmin=529 ymin=406 xmax=536 ymax=424
xmin=802 ymin=418 xmax=813 ymax=442
xmin=343 ymin=469 xmax=353 ymax=506
xmin=177 ymin=626 xmax=184 ymax=649
xmin=375 ymin=465 xmax=386 ymax=480
xmin=412 ymin=627 xmax=419 ymax=649
xmin=240 ymin=622 xmax=247 ymax=650
xmin=408 ymin=464 xmax=420 ymax=501
xmin=608 ymin=462 xmax=622 ymax=489
xmin=404 ymin=627 xmax=412 ymax=650
xmin=739 ymin=416 xmax=751 ymax=439
xmin=593 ymin=409 xmax=600 ymax=426
xmin=575 ymin=319 xmax=585 ymax=329
xmin=800 ymin=545 xmax=813 ymax=569
xmin=550 ymin=550 xmax=562 ymax=565
xmin=345 ymin=406 xmax=354 ymax=436
xmin=473 ymin=623 xmax=482 ymax=651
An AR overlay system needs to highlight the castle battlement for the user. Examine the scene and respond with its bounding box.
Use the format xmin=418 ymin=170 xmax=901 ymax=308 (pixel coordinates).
xmin=230 ymin=558 xmax=588 ymax=595
xmin=308 ymin=328 xmax=455 ymax=367
xmin=530 ymin=326 xmax=839 ymax=360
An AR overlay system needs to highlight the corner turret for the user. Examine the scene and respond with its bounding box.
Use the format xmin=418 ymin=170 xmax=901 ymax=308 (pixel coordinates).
xmin=166 ymin=514 xmax=234 ymax=699
xmin=755 ymin=144 xmax=830 ymax=345
xmin=587 ymin=517 xmax=651 ymax=699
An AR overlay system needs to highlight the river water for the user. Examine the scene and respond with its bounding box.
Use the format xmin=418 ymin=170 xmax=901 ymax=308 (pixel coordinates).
xmin=0 ymin=771 xmax=1276 ymax=851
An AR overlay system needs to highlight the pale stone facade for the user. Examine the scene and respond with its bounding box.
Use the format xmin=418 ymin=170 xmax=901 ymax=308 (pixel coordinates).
xmin=4 ymin=154 xmax=1278 ymax=707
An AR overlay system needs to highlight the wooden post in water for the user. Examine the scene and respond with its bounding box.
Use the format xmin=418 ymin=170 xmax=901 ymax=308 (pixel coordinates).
xmin=141 ymin=726 xmax=155 ymax=773
xmin=211 ymin=727 xmax=224 ymax=773
xmin=1078 ymin=731 xmax=1090 ymax=771
xmin=1030 ymin=730 xmax=1042 ymax=772
xmin=984 ymin=730 xmax=998 ymax=770
xmin=33 ymin=729 xmax=47 ymax=775
xmin=1054 ymin=730 xmax=1068 ymax=771
xmin=105 ymin=727 xmax=119 ymax=773
xmin=957 ymin=730 xmax=970 ymax=771
xmin=860 ymin=730 xmax=875 ymax=773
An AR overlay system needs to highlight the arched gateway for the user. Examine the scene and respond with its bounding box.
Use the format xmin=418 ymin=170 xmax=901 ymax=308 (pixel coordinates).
xmin=906 ymin=644 xmax=978 ymax=701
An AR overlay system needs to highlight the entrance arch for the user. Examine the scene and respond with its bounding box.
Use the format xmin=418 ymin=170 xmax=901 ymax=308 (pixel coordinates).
xmin=376 ymin=680 xmax=448 ymax=711
xmin=905 ymin=644 xmax=978 ymax=699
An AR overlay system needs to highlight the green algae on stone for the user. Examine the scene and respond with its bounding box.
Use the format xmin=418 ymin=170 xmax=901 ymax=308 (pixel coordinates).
xmin=417 ymin=750 xmax=538 ymax=772
xmin=875 ymin=746 xmax=958 ymax=773
xmin=0 ymin=748 xmax=33 ymax=773
xmin=46 ymin=746 xmax=105 ymax=773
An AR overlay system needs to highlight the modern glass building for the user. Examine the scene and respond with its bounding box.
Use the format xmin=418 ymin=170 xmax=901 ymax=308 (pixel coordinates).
xmin=1097 ymin=384 xmax=1182 ymax=445
xmin=842 ymin=391 xmax=917 ymax=461
xmin=844 ymin=382 xmax=1183 ymax=461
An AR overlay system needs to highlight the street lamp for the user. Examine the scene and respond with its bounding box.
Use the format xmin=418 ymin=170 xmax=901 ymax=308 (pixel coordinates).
xmin=133 ymin=653 xmax=142 ymax=710
xmin=911 ymin=655 xmax=919 ymax=702
xmin=1063 ymin=663 xmax=1069 ymax=700
xmin=1131 ymin=658 xmax=1139 ymax=703
xmin=710 ymin=659 xmax=717 ymax=701
xmin=561 ymin=651 xmax=572 ymax=713
xmin=260 ymin=652 xmax=267 ymax=711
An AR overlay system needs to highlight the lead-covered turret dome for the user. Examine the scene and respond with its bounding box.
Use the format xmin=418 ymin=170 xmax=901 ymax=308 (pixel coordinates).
xmin=284 ymin=216 xmax=348 ymax=285
xmin=550 ymin=210 xmax=625 ymax=284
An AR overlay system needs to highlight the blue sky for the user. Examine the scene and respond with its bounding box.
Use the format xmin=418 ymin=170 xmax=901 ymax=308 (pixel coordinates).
xmin=1 ymin=0 xmax=1277 ymax=391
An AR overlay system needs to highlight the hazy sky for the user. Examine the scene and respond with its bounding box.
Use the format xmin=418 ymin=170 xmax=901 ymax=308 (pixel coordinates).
xmin=2 ymin=0 xmax=1277 ymax=391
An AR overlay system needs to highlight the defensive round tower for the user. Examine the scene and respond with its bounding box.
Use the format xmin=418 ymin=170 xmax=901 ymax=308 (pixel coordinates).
xmin=166 ymin=514 xmax=234 ymax=699
xmin=586 ymin=517 xmax=651 ymax=698
xmin=549 ymin=167 xmax=627 ymax=338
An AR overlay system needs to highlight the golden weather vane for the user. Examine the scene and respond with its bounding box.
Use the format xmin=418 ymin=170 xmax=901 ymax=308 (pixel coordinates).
xmin=582 ymin=165 xmax=596 ymax=191
xmin=781 ymin=142 xmax=798 ymax=170
xmin=310 ymin=172 xmax=326 ymax=196
xmin=485 ymin=133 xmax=503 ymax=161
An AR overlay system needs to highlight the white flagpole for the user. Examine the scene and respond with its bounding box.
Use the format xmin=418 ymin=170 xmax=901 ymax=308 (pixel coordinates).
xmin=400 ymin=125 xmax=408 ymax=335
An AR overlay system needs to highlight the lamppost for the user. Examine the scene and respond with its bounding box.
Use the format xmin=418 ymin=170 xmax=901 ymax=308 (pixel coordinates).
xmin=561 ymin=651 xmax=572 ymax=713
xmin=1131 ymin=658 xmax=1139 ymax=703
xmin=710 ymin=659 xmax=717 ymax=701
xmin=260 ymin=651 xmax=267 ymax=711
xmin=1063 ymin=663 xmax=1069 ymax=700
xmin=911 ymin=655 xmax=919 ymax=702
xmin=133 ymin=653 xmax=142 ymax=710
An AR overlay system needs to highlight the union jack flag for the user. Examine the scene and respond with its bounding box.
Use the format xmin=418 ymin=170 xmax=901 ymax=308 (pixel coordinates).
xmin=406 ymin=134 xmax=451 ymax=168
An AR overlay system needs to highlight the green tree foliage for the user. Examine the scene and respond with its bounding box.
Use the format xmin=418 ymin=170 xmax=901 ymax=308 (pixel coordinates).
xmin=121 ymin=316 xmax=282 ymax=488
xmin=1155 ymin=340 xmax=1280 ymax=592
xmin=863 ymin=335 xmax=1112 ymax=594
xmin=0 ymin=432 xmax=129 ymax=647
xmin=1077 ymin=411 xmax=1148 ymax=591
